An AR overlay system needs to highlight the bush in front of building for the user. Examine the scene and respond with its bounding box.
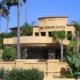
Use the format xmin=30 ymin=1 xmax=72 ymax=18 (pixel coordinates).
xmin=0 ymin=68 xmax=9 ymax=80
xmin=65 ymin=52 xmax=80 ymax=78
xmin=0 ymin=68 xmax=6 ymax=79
xmin=4 ymin=68 xmax=44 ymax=80
xmin=2 ymin=48 xmax=16 ymax=61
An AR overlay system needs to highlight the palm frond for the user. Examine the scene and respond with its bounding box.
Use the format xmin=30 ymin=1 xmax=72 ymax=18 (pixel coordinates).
xmin=2 ymin=6 xmax=9 ymax=18
xmin=72 ymin=21 xmax=80 ymax=32
xmin=58 ymin=30 xmax=66 ymax=40
xmin=51 ymin=31 xmax=58 ymax=40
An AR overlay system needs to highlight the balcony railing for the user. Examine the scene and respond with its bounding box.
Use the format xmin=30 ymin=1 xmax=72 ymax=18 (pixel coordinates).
xmin=4 ymin=36 xmax=69 ymax=45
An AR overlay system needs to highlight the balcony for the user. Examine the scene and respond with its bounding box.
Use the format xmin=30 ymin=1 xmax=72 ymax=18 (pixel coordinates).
xmin=3 ymin=36 xmax=69 ymax=47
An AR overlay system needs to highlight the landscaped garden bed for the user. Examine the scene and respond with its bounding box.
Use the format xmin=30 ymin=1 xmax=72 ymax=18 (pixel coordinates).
xmin=0 ymin=68 xmax=44 ymax=80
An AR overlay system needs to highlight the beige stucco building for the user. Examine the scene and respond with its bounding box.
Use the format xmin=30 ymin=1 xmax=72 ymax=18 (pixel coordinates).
xmin=3 ymin=16 xmax=75 ymax=59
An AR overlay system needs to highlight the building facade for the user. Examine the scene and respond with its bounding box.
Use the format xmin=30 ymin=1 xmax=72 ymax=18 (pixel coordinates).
xmin=3 ymin=16 xmax=75 ymax=59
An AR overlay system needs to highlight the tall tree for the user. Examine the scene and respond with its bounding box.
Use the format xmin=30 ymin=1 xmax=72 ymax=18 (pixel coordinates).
xmin=51 ymin=31 xmax=58 ymax=59
xmin=51 ymin=31 xmax=58 ymax=40
xmin=23 ymin=0 xmax=27 ymax=23
xmin=0 ymin=2 xmax=9 ymax=33
xmin=0 ymin=33 xmax=7 ymax=50
xmin=69 ymin=36 xmax=76 ymax=53
xmin=17 ymin=0 xmax=21 ymax=59
xmin=0 ymin=0 xmax=18 ymax=33
xmin=0 ymin=9 xmax=2 ymax=33
xmin=51 ymin=31 xmax=66 ymax=61
xmin=1 ymin=0 xmax=27 ymax=59
xmin=72 ymin=21 xmax=80 ymax=53
xmin=58 ymin=31 xmax=66 ymax=62
xmin=2 ymin=0 xmax=20 ymax=59
xmin=5 ymin=0 xmax=18 ymax=33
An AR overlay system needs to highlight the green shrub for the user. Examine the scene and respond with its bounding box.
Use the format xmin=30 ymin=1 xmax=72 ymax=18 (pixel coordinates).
xmin=4 ymin=68 xmax=44 ymax=80
xmin=65 ymin=68 xmax=74 ymax=78
xmin=0 ymin=68 xmax=5 ymax=79
xmin=24 ymin=68 xmax=44 ymax=80
xmin=0 ymin=68 xmax=9 ymax=79
xmin=65 ymin=52 xmax=80 ymax=78
xmin=2 ymin=48 xmax=16 ymax=61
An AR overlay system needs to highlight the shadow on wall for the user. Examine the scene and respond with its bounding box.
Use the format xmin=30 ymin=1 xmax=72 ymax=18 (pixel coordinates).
xmin=38 ymin=59 xmax=47 ymax=62
xmin=60 ymin=67 xmax=67 ymax=76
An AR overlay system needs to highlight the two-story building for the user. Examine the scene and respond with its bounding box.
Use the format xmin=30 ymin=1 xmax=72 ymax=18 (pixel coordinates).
xmin=3 ymin=16 xmax=75 ymax=59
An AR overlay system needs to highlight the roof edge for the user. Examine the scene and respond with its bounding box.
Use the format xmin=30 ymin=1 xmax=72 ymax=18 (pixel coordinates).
xmin=67 ymin=24 xmax=74 ymax=26
xmin=9 ymin=26 xmax=38 ymax=30
xmin=38 ymin=16 xmax=68 ymax=20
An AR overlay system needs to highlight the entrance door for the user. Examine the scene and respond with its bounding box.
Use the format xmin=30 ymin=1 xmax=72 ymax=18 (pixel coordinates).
xmin=26 ymin=47 xmax=48 ymax=59
xmin=43 ymin=49 xmax=48 ymax=59
xmin=55 ymin=49 xmax=60 ymax=59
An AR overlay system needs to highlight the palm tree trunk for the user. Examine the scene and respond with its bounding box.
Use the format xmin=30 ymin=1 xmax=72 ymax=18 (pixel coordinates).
xmin=76 ymin=32 xmax=79 ymax=52
xmin=17 ymin=0 xmax=21 ymax=59
xmin=0 ymin=9 xmax=2 ymax=33
xmin=25 ymin=0 xmax=27 ymax=23
xmin=6 ymin=16 xmax=9 ymax=34
xmin=6 ymin=8 xmax=10 ymax=34
xmin=61 ymin=40 xmax=63 ymax=62
xmin=0 ymin=14 xmax=1 ymax=33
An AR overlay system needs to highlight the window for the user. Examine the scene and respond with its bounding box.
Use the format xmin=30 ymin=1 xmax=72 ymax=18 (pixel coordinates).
xmin=39 ymin=27 xmax=44 ymax=30
xmin=51 ymin=26 xmax=55 ymax=29
xmin=45 ymin=26 xmax=50 ymax=29
xmin=48 ymin=32 xmax=52 ymax=37
xmin=35 ymin=32 xmax=39 ymax=36
xmin=41 ymin=32 xmax=46 ymax=36
xmin=67 ymin=31 xmax=72 ymax=40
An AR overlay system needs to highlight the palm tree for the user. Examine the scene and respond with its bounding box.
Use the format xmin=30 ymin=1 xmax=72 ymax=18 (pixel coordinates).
xmin=6 ymin=16 xmax=9 ymax=33
xmin=69 ymin=36 xmax=76 ymax=53
xmin=17 ymin=0 xmax=21 ymax=59
xmin=0 ymin=9 xmax=2 ymax=33
xmin=0 ymin=2 xmax=9 ymax=33
xmin=15 ymin=0 xmax=27 ymax=59
xmin=23 ymin=0 xmax=27 ymax=23
xmin=51 ymin=31 xmax=58 ymax=59
xmin=0 ymin=32 xmax=7 ymax=50
xmin=5 ymin=0 xmax=18 ymax=34
xmin=0 ymin=0 xmax=18 ymax=34
xmin=2 ymin=0 xmax=27 ymax=59
xmin=2 ymin=0 xmax=20 ymax=59
xmin=51 ymin=31 xmax=58 ymax=40
xmin=72 ymin=21 xmax=80 ymax=53
xmin=58 ymin=31 xmax=66 ymax=62
xmin=51 ymin=31 xmax=66 ymax=61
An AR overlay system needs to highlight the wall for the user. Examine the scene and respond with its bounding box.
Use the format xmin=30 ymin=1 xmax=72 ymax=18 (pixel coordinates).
xmin=0 ymin=59 xmax=68 ymax=77
xmin=37 ymin=17 xmax=74 ymax=38
xmin=33 ymin=27 xmax=39 ymax=36
xmin=0 ymin=61 xmax=15 ymax=70
xmin=44 ymin=78 xmax=79 ymax=80
xmin=38 ymin=17 xmax=67 ymax=27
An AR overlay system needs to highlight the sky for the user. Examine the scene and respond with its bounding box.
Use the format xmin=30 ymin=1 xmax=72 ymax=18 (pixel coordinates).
xmin=1 ymin=0 xmax=80 ymax=32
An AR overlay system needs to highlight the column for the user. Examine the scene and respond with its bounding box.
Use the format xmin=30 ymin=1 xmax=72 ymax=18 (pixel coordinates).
xmin=39 ymin=32 xmax=41 ymax=36
xmin=15 ymin=47 xmax=23 ymax=59
xmin=46 ymin=32 xmax=48 ymax=37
